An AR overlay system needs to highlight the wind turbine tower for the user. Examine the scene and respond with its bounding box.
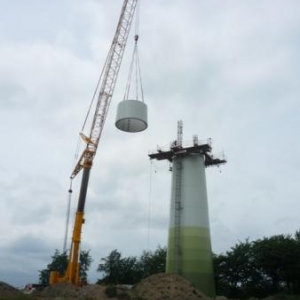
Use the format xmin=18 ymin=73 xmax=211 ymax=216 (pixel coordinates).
xmin=149 ymin=121 xmax=226 ymax=297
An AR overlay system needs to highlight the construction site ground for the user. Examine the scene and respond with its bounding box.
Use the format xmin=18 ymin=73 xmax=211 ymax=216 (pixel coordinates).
xmin=1 ymin=274 xmax=299 ymax=300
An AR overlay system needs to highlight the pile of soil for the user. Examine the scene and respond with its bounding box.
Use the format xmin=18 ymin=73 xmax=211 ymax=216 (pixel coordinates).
xmin=3 ymin=277 xmax=300 ymax=300
xmin=41 ymin=283 xmax=131 ymax=299
xmin=39 ymin=273 xmax=209 ymax=300
xmin=130 ymin=273 xmax=210 ymax=300
xmin=0 ymin=281 xmax=22 ymax=298
xmin=41 ymin=283 xmax=108 ymax=299
xmin=41 ymin=282 xmax=82 ymax=298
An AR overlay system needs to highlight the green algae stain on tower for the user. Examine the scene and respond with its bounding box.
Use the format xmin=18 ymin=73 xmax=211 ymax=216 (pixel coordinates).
xmin=149 ymin=121 xmax=226 ymax=298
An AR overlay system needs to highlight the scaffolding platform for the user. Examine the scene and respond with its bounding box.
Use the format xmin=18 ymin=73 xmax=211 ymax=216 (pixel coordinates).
xmin=148 ymin=142 xmax=226 ymax=167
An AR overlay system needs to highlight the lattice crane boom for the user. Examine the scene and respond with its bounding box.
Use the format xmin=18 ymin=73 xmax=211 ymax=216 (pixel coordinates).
xmin=72 ymin=0 xmax=138 ymax=179
xmin=50 ymin=0 xmax=138 ymax=286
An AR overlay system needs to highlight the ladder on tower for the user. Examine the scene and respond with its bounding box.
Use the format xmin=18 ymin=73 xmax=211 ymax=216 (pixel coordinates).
xmin=174 ymin=158 xmax=183 ymax=274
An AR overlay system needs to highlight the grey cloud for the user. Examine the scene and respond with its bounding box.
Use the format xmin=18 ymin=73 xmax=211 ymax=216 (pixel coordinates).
xmin=1 ymin=0 xmax=300 ymax=288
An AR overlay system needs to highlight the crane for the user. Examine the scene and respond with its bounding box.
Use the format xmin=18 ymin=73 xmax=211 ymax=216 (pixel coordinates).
xmin=50 ymin=0 xmax=138 ymax=286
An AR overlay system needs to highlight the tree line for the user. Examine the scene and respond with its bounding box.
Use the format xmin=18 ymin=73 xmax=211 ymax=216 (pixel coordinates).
xmin=38 ymin=246 xmax=166 ymax=286
xmin=97 ymin=245 xmax=166 ymax=285
xmin=214 ymin=231 xmax=300 ymax=298
xmin=40 ymin=231 xmax=300 ymax=298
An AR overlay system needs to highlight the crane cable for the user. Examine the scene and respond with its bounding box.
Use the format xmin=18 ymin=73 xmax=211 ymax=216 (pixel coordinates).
xmin=124 ymin=0 xmax=145 ymax=102
xmin=82 ymin=49 xmax=112 ymax=134
xmin=64 ymin=0 xmax=143 ymax=254
xmin=63 ymin=24 xmax=113 ymax=254
xmin=63 ymin=180 xmax=73 ymax=253
xmin=73 ymin=48 xmax=112 ymax=162
xmin=147 ymin=160 xmax=153 ymax=250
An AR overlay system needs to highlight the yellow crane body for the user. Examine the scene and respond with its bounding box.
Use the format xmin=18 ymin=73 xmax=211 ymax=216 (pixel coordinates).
xmin=50 ymin=0 xmax=138 ymax=286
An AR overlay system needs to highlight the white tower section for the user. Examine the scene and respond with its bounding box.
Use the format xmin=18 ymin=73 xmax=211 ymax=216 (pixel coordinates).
xmin=149 ymin=121 xmax=226 ymax=297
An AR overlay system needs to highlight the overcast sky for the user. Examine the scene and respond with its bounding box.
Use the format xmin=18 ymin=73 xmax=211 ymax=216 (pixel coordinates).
xmin=1 ymin=0 xmax=300 ymax=288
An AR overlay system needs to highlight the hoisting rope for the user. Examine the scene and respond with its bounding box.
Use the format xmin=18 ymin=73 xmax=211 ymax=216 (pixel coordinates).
xmin=147 ymin=160 xmax=153 ymax=250
xmin=63 ymin=179 xmax=73 ymax=253
xmin=64 ymin=0 xmax=144 ymax=254
xmin=73 ymin=47 xmax=113 ymax=167
xmin=63 ymin=31 xmax=113 ymax=254
xmin=135 ymin=0 xmax=140 ymax=37
xmin=81 ymin=50 xmax=112 ymax=134
xmin=124 ymin=0 xmax=145 ymax=102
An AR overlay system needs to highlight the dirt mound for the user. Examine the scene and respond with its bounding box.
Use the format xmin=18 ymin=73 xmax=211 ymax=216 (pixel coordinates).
xmin=130 ymin=273 xmax=210 ymax=300
xmin=41 ymin=282 xmax=118 ymax=299
xmin=40 ymin=274 xmax=210 ymax=299
xmin=0 ymin=281 xmax=22 ymax=298
xmin=41 ymin=282 xmax=82 ymax=298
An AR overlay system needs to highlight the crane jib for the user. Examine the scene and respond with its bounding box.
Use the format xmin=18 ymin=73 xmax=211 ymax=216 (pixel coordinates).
xmin=71 ymin=0 xmax=138 ymax=179
xmin=50 ymin=0 xmax=139 ymax=286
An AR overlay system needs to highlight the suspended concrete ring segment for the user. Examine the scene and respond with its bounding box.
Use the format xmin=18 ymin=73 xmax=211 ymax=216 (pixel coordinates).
xmin=115 ymin=99 xmax=148 ymax=133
